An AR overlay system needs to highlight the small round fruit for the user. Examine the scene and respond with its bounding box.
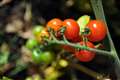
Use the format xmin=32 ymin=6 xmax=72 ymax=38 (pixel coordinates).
xmin=32 ymin=50 xmax=54 ymax=64
xmin=86 ymin=20 xmax=107 ymax=42
xmin=25 ymin=38 xmax=38 ymax=49
xmin=75 ymin=41 xmax=95 ymax=62
xmin=46 ymin=18 xmax=62 ymax=31
xmin=35 ymin=28 xmax=49 ymax=43
xmin=62 ymin=45 xmax=75 ymax=52
xmin=40 ymin=28 xmax=49 ymax=38
xmin=32 ymin=49 xmax=42 ymax=63
xmin=40 ymin=51 xmax=54 ymax=64
xmin=71 ymin=35 xmax=81 ymax=43
xmin=59 ymin=59 xmax=68 ymax=68
xmin=63 ymin=19 xmax=80 ymax=41
xmin=32 ymin=25 xmax=44 ymax=36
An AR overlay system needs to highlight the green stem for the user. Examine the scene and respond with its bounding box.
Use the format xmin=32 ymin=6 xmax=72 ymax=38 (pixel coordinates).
xmin=70 ymin=63 xmax=104 ymax=80
xmin=70 ymin=69 xmax=78 ymax=80
xmin=45 ymin=37 xmax=112 ymax=56
xmin=90 ymin=0 xmax=120 ymax=79
xmin=47 ymin=27 xmax=112 ymax=56
xmin=63 ymin=35 xmax=70 ymax=44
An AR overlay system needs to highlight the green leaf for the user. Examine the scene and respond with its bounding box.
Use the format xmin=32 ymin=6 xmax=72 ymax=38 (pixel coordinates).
xmin=0 ymin=52 xmax=9 ymax=66
xmin=77 ymin=15 xmax=90 ymax=34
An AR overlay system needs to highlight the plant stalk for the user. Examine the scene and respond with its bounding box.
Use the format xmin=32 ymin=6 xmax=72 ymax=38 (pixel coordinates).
xmin=90 ymin=0 xmax=120 ymax=79
xmin=70 ymin=63 xmax=104 ymax=80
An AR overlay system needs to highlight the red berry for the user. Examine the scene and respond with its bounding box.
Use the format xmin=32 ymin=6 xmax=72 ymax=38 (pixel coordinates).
xmin=86 ymin=20 xmax=107 ymax=42
xmin=46 ymin=18 xmax=62 ymax=31
xmin=75 ymin=41 xmax=95 ymax=62
xmin=63 ymin=19 xmax=80 ymax=41
xmin=62 ymin=45 xmax=75 ymax=52
xmin=71 ymin=35 xmax=81 ymax=43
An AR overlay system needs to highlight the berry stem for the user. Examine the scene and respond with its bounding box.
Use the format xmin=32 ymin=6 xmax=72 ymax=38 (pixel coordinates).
xmin=45 ymin=32 xmax=112 ymax=56
xmin=44 ymin=27 xmax=114 ymax=79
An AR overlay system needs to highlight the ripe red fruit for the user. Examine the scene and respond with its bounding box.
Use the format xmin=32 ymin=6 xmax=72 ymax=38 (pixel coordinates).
xmin=62 ymin=45 xmax=75 ymax=52
xmin=63 ymin=19 xmax=80 ymax=41
xmin=46 ymin=18 xmax=62 ymax=32
xmin=75 ymin=41 xmax=95 ymax=62
xmin=86 ymin=20 xmax=107 ymax=42
xmin=71 ymin=35 xmax=81 ymax=43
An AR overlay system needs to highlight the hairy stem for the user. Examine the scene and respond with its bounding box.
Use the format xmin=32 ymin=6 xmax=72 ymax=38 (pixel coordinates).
xmin=45 ymin=35 xmax=112 ymax=56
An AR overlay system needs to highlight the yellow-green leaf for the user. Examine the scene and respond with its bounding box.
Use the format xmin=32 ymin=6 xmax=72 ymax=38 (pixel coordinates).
xmin=77 ymin=15 xmax=90 ymax=34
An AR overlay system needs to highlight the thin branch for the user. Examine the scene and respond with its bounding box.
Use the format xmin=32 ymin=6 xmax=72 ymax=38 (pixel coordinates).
xmin=63 ymin=35 xmax=70 ymax=44
xmin=45 ymin=36 xmax=112 ymax=57
xmin=70 ymin=63 xmax=105 ymax=80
